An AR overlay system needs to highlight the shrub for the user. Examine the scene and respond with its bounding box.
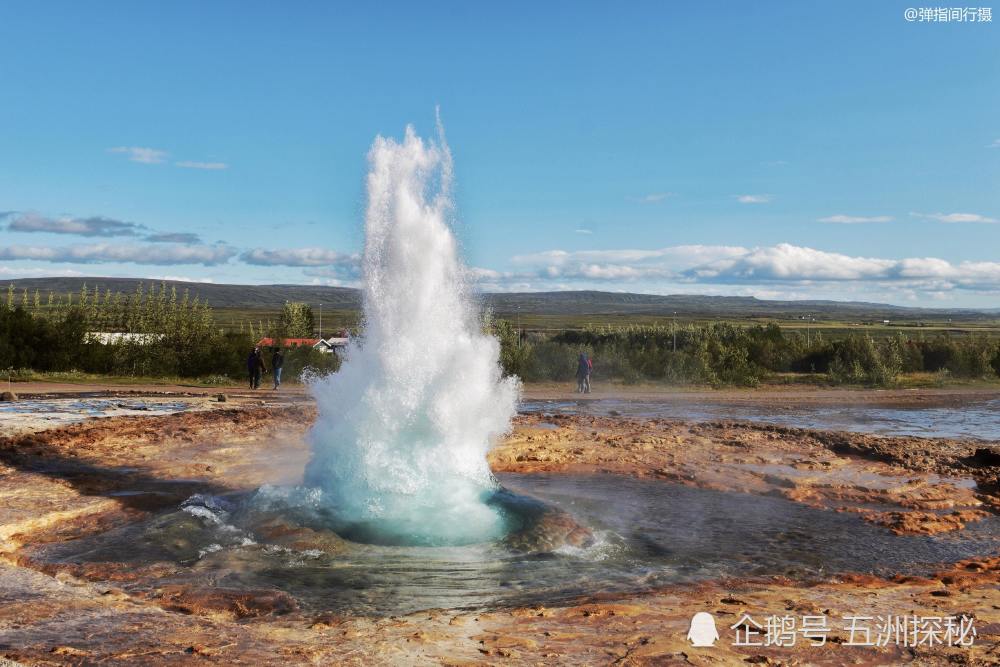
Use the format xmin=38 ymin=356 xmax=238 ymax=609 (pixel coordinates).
xmin=493 ymin=319 xmax=532 ymax=379
xmin=523 ymin=341 xmax=582 ymax=382
xmin=493 ymin=323 xmax=990 ymax=388
xmin=828 ymin=335 xmax=901 ymax=386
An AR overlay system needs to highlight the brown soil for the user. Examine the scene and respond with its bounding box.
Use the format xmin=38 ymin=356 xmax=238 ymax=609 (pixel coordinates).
xmin=0 ymin=394 xmax=997 ymax=665
xmin=11 ymin=379 xmax=1000 ymax=407
xmin=496 ymin=413 xmax=999 ymax=536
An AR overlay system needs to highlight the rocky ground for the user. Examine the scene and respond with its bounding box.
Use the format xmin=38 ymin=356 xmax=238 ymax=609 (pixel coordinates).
xmin=496 ymin=413 xmax=1000 ymax=537
xmin=0 ymin=389 xmax=997 ymax=665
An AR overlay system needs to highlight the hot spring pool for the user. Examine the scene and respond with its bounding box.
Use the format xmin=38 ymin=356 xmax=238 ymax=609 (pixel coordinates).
xmin=29 ymin=473 xmax=1000 ymax=617
xmin=521 ymin=398 xmax=1000 ymax=441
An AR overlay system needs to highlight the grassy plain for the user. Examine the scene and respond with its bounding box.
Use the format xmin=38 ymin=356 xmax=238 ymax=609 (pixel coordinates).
xmin=213 ymin=306 xmax=1000 ymax=338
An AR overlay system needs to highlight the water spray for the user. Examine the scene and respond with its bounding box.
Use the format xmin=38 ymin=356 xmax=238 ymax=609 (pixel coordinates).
xmin=303 ymin=121 xmax=520 ymax=546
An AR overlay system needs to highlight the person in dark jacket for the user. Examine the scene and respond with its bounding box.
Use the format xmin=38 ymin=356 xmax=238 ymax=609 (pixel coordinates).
xmin=576 ymin=353 xmax=590 ymax=393
xmin=253 ymin=347 xmax=265 ymax=389
xmin=272 ymin=348 xmax=284 ymax=390
xmin=247 ymin=348 xmax=258 ymax=389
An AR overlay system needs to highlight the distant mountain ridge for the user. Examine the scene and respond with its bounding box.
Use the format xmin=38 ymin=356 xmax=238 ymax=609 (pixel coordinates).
xmin=4 ymin=277 xmax=996 ymax=320
xmin=6 ymin=277 xmax=361 ymax=309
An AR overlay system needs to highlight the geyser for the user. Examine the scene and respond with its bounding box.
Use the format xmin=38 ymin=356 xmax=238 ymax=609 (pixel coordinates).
xmin=303 ymin=122 xmax=520 ymax=546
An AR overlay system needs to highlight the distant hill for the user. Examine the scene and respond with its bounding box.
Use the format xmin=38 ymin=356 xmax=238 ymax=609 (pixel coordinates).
xmin=481 ymin=290 xmax=996 ymax=320
xmin=7 ymin=277 xmax=361 ymax=310
xmin=4 ymin=277 xmax=997 ymax=321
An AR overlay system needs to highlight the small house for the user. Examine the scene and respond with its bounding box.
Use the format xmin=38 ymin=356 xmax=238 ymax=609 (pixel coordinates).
xmin=313 ymin=336 xmax=349 ymax=354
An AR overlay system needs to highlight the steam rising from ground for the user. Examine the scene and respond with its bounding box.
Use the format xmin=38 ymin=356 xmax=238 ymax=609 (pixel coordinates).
xmin=304 ymin=123 xmax=520 ymax=545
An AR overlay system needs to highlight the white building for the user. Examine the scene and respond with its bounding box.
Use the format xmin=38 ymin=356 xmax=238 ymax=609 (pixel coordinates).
xmin=86 ymin=332 xmax=165 ymax=345
xmin=313 ymin=336 xmax=349 ymax=354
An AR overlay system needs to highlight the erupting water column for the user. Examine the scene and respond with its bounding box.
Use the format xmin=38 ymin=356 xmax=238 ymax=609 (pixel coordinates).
xmin=304 ymin=123 xmax=520 ymax=546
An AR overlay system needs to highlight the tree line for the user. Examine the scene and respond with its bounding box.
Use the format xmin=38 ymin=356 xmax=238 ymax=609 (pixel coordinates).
xmin=4 ymin=281 xmax=998 ymax=388
xmin=494 ymin=321 xmax=1000 ymax=387
xmin=0 ymin=282 xmax=338 ymax=381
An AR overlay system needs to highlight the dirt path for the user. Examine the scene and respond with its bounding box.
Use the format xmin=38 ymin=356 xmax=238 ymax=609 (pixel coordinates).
xmin=9 ymin=379 xmax=1000 ymax=408
xmin=4 ymin=380 xmax=311 ymax=400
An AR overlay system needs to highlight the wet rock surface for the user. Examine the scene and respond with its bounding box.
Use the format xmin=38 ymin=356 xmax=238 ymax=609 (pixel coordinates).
xmin=0 ymin=392 xmax=997 ymax=664
xmin=494 ymin=413 xmax=1000 ymax=536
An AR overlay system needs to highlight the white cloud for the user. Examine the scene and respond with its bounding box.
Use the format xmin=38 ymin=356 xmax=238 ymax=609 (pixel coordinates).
xmin=301 ymin=263 xmax=363 ymax=286
xmin=513 ymin=245 xmax=745 ymax=270
xmin=509 ymin=245 xmax=745 ymax=283
xmin=108 ymin=146 xmax=168 ymax=164
xmin=465 ymin=267 xmax=516 ymax=283
xmin=628 ymin=192 xmax=674 ymax=203
xmin=146 ymin=232 xmax=202 ymax=244
xmin=241 ymin=247 xmax=360 ymax=268
xmin=911 ymin=211 xmax=998 ymax=224
xmin=574 ymin=228 xmax=593 ymax=235
xmin=484 ymin=242 xmax=1000 ymax=299
xmin=0 ymin=243 xmax=236 ymax=265
xmin=687 ymin=244 xmax=1000 ymax=292
xmin=144 ymin=275 xmax=215 ymax=283
xmin=688 ymin=244 xmax=896 ymax=282
xmin=989 ymin=139 xmax=1000 ymax=148
xmin=818 ymin=214 xmax=893 ymax=224
xmin=306 ymin=275 xmax=361 ymax=288
xmin=107 ymin=147 xmax=228 ymax=169
xmin=0 ymin=266 xmax=85 ymax=278
xmin=5 ymin=212 xmax=144 ymax=236
xmin=175 ymin=161 xmax=228 ymax=170
xmin=736 ymin=194 xmax=771 ymax=204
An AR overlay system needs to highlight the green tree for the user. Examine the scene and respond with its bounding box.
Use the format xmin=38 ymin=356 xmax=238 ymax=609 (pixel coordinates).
xmin=494 ymin=319 xmax=531 ymax=378
xmin=280 ymin=302 xmax=315 ymax=338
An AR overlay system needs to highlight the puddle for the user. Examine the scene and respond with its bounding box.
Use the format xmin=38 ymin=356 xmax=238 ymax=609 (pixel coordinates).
xmin=29 ymin=473 xmax=1000 ymax=616
xmin=533 ymin=422 xmax=561 ymax=430
xmin=0 ymin=398 xmax=193 ymax=429
xmin=522 ymin=398 xmax=1000 ymax=441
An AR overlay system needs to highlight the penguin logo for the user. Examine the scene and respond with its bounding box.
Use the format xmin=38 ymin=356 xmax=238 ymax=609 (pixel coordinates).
xmin=687 ymin=612 xmax=720 ymax=647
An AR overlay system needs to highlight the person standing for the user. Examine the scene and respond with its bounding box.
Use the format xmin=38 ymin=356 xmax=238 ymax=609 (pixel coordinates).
xmin=253 ymin=347 xmax=265 ymax=389
xmin=576 ymin=353 xmax=589 ymax=393
xmin=272 ymin=348 xmax=284 ymax=390
xmin=585 ymin=354 xmax=593 ymax=393
xmin=247 ymin=348 xmax=258 ymax=389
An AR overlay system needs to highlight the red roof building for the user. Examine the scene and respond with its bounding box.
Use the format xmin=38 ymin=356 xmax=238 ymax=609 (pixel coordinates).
xmin=257 ymin=337 xmax=320 ymax=348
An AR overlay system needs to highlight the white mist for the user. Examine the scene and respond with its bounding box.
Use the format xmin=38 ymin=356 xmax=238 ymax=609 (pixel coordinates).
xmin=304 ymin=123 xmax=520 ymax=546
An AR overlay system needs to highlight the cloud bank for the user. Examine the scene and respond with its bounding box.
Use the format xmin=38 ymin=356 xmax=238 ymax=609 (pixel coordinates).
xmin=6 ymin=212 xmax=144 ymax=237
xmin=0 ymin=243 xmax=237 ymax=266
xmin=240 ymin=247 xmax=360 ymax=268
xmin=736 ymin=194 xmax=771 ymax=204
xmin=146 ymin=232 xmax=202 ymax=244
xmin=911 ymin=212 xmax=998 ymax=224
xmin=108 ymin=146 xmax=168 ymax=164
xmin=175 ymin=161 xmax=228 ymax=170
xmin=497 ymin=242 xmax=1000 ymax=296
xmin=818 ymin=214 xmax=893 ymax=224
xmin=628 ymin=192 xmax=674 ymax=203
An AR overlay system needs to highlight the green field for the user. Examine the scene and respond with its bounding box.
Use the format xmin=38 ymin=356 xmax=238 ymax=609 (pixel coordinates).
xmin=491 ymin=312 xmax=1000 ymax=337
xmin=207 ymin=306 xmax=1000 ymax=339
xmin=8 ymin=278 xmax=1000 ymax=338
xmin=212 ymin=307 xmax=362 ymax=333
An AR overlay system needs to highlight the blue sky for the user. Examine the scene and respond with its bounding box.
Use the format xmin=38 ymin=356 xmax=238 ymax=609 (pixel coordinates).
xmin=0 ymin=1 xmax=997 ymax=306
